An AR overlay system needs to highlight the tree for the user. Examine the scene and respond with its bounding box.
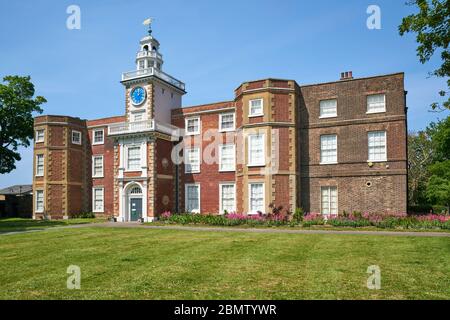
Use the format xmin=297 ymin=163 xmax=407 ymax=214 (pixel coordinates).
xmin=408 ymin=131 xmax=433 ymax=205
xmin=0 ymin=76 xmax=46 ymax=174
xmin=426 ymin=160 xmax=450 ymax=212
xmin=399 ymin=0 xmax=450 ymax=110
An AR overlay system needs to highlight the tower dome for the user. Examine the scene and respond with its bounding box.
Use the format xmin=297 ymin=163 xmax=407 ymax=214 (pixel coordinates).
xmin=135 ymin=20 xmax=163 ymax=71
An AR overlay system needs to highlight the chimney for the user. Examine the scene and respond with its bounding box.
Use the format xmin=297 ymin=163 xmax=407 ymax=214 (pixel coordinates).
xmin=340 ymin=71 xmax=354 ymax=80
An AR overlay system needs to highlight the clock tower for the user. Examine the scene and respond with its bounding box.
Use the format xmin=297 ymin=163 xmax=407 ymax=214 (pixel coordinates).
xmin=108 ymin=20 xmax=186 ymax=222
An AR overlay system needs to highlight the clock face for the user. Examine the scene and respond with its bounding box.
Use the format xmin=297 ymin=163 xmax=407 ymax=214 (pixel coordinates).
xmin=130 ymin=87 xmax=146 ymax=105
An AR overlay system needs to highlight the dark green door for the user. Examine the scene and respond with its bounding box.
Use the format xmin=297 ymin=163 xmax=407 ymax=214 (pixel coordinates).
xmin=130 ymin=198 xmax=142 ymax=222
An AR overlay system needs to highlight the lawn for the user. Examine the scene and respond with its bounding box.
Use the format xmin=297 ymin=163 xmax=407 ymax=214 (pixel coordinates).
xmin=0 ymin=226 xmax=449 ymax=300
xmin=0 ymin=218 xmax=106 ymax=233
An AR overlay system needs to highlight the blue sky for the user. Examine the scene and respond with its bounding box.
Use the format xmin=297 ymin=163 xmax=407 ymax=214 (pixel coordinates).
xmin=0 ymin=0 xmax=449 ymax=188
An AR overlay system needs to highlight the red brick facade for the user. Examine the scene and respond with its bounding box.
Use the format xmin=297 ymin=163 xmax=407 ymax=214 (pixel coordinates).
xmin=33 ymin=72 xmax=407 ymax=219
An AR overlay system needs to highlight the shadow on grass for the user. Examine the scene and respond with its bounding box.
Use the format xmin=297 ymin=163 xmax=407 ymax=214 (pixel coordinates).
xmin=0 ymin=218 xmax=102 ymax=233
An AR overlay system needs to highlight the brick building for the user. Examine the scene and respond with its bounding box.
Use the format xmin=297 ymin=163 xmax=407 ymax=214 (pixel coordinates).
xmin=32 ymin=27 xmax=408 ymax=220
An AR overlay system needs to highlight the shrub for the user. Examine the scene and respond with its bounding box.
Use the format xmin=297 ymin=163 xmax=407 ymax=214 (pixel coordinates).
xmin=293 ymin=208 xmax=304 ymax=222
xmin=72 ymin=212 xmax=95 ymax=219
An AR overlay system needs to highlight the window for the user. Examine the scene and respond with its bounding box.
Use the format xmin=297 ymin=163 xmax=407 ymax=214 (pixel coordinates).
xmin=368 ymin=131 xmax=387 ymax=161
xmin=185 ymin=147 xmax=200 ymax=173
xmin=249 ymin=99 xmax=263 ymax=117
xmin=321 ymin=186 xmax=338 ymax=215
xmin=35 ymin=129 xmax=45 ymax=143
xmin=138 ymin=60 xmax=145 ymax=70
xmin=132 ymin=112 xmax=144 ymax=122
xmin=92 ymin=156 xmax=104 ymax=177
xmin=367 ymin=94 xmax=386 ymax=113
xmin=219 ymin=113 xmax=235 ymax=131
xmin=319 ymin=99 xmax=337 ymax=118
xmin=127 ymin=146 xmax=141 ymax=171
xmin=35 ymin=190 xmax=44 ymax=213
xmin=249 ymin=183 xmax=264 ymax=214
xmin=71 ymin=130 xmax=81 ymax=145
xmin=185 ymin=117 xmax=200 ymax=135
xmin=93 ymin=129 xmax=104 ymax=145
xmin=219 ymin=144 xmax=235 ymax=171
xmin=320 ymin=135 xmax=337 ymax=164
xmin=185 ymin=184 xmax=200 ymax=213
xmin=220 ymin=183 xmax=236 ymax=214
xmin=36 ymin=154 xmax=44 ymax=176
xmin=248 ymin=134 xmax=265 ymax=166
xmin=92 ymin=187 xmax=104 ymax=212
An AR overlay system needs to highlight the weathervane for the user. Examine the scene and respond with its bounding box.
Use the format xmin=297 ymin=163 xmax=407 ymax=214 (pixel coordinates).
xmin=143 ymin=18 xmax=153 ymax=35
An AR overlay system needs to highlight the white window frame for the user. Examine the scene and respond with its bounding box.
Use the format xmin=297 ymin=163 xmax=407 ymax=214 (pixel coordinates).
xmin=219 ymin=144 xmax=235 ymax=172
xmin=219 ymin=183 xmax=236 ymax=214
xmin=320 ymin=134 xmax=338 ymax=165
xmin=35 ymin=154 xmax=44 ymax=177
xmin=249 ymin=98 xmax=264 ymax=117
xmin=35 ymin=190 xmax=44 ymax=213
xmin=71 ymin=130 xmax=81 ymax=145
xmin=367 ymin=94 xmax=386 ymax=114
xmin=184 ymin=147 xmax=201 ymax=173
xmin=248 ymin=182 xmax=265 ymax=215
xmin=247 ymin=133 xmax=265 ymax=167
xmin=92 ymin=187 xmax=104 ymax=213
xmin=185 ymin=117 xmax=201 ymax=136
xmin=35 ymin=129 xmax=45 ymax=143
xmin=92 ymin=155 xmax=104 ymax=178
xmin=126 ymin=145 xmax=142 ymax=171
xmin=368 ymin=131 xmax=387 ymax=162
xmin=185 ymin=183 xmax=200 ymax=213
xmin=320 ymin=186 xmax=338 ymax=215
xmin=92 ymin=129 xmax=104 ymax=145
xmin=219 ymin=113 xmax=235 ymax=132
xmin=319 ymin=99 xmax=337 ymax=118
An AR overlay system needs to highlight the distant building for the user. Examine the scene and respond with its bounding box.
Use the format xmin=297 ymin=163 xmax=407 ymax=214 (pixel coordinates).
xmin=32 ymin=25 xmax=408 ymax=220
xmin=0 ymin=185 xmax=33 ymax=218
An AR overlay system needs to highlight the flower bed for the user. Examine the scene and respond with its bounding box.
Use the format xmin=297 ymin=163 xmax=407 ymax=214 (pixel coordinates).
xmin=157 ymin=211 xmax=450 ymax=230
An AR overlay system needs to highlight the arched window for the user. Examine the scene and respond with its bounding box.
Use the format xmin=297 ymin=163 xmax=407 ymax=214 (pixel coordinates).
xmin=130 ymin=186 xmax=142 ymax=195
xmin=143 ymin=45 xmax=149 ymax=51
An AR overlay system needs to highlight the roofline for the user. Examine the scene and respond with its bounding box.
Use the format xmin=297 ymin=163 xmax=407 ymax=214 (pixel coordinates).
xmin=234 ymin=78 xmax=298 ymax=91
xmin=175 ymin=100 xmax=234 ymax=112
xmin=299 ymin=72 xmax=405 ymax=88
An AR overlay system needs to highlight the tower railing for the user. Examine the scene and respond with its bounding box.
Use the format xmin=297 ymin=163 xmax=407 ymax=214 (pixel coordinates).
xmin=136 ymin=51 xmax=163 ymax=60
xmin=121 ymin=67 xmax=185 ymax=91
xmin=108 ymin=119 xmax=181 ymax=139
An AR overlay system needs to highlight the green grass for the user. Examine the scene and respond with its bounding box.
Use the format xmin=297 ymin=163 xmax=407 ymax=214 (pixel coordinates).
xmin=0 ymin=227 xmax=449 ymax=299
xmin=0 ymin=218 xmax=106 ymax=233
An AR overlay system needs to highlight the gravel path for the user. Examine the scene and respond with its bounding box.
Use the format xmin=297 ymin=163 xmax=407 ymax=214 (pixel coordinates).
xmin=1 ymin=222 xmax=450 ymax=237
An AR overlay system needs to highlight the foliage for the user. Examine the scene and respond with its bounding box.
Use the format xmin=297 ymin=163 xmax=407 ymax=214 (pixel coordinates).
xmin=399 ymin=0 xmax=450 ymax=110
xmin=293 ymin=207 xmax=304 ymax=222
xmin=0 ymin=75 xmax=46 ymax=173
xmin=71 ymin=212 xmax=96 ymax=219
xmin=426 ymin=160 xmax=450 ymax=211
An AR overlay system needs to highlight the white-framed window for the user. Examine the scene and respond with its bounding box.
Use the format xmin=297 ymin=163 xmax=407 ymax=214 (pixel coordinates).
xmin=249 ymin=183 xmax=264 ymax=214
xmin=93 ymin=129 xmax=104 ymax=145
xmin=185 ymin=117 xmax=200 ymax=135
xmin=248 ymin=133 xmax=265 ymax=166
xmin=321 ymin=186 xmax=338 ymax=215
xmin=185 ymin=184 xmax=200 ymax=213
xmin=320 ymin=134 xmax=338 ymax=164
xmin=219 ymin=113 xmax=235 ymax=132
xmin=368 ymin=131 xmax=387 ymax=161
xmin=249 ymin=99 xmax=263 ymax=117
xmin=35 ymin=129 xmax=45 ymax=143
xmin=36 ymin=154 xmax=44 ymax=177
xmin=127 ymin=146 xmax=141 ymax=171
xmin=92 ymin=187 xmax=104 ymax=212
xmin=219 ymin=183 xmax=236 ymax=214
xmin=92 ymin=155 xmax=104 ymax=178
xmin=71 ymin=130 xmax=81 ymax=145
xmin=185 ymin=147 xmax=200 ymax=173
xmin=219 ymin=144 xmax=235 ymax=172
xmin=35 ymin=190 xmax=44 ymax=213
xmin=319 ymin=99 xmax=337 ymax=118
xmin=367 ymin=94 xmax=386 ymax=113
xmin=132 ymin=112 xmax=144 ymax=122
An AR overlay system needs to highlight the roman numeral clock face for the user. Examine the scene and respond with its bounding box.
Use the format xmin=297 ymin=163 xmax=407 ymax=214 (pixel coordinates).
xmin=130 ymin=86 xmax=146 ymax=106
